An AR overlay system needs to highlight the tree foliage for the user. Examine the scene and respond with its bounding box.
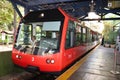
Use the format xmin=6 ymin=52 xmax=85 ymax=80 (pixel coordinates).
xmin=0 ymin=0 xmax=14 ymax=31
xmin=102 ymin=13 xmax=120 ymax=44
xmin=103 ymin=20 xmax=119 ymax=44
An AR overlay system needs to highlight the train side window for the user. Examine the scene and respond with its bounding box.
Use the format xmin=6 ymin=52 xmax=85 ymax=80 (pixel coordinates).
xmin=87 ymin=28 xmax=92 ymax=43
xmin=18 ymin=24 xmax=32 ymax=45
xmin=92 ymin=31 xmax=97 ymax=42
xmin=82 ymin=27 xmax=87 ymax=43
xmin=75 ymin=24 xmax=82 ymax=46
xmin=65 ymin=20 xmax=75 ymax=49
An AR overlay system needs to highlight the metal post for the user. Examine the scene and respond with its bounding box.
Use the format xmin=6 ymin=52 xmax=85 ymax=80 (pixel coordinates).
xmin=110 ymin=48 xmax=120 ymax=74
xmin=13 ymin=9 xmax=17 ymax=38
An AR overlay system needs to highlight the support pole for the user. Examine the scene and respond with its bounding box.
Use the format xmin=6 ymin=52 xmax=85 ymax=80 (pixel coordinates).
xmin=13 ymin=9 xmax=17 ymax=37
xmin=110 ymin=48 xmax=120 ymax=74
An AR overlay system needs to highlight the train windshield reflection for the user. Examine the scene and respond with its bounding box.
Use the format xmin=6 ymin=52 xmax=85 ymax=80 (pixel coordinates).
xmin=14 ymin=21 xmax=61 ymax=55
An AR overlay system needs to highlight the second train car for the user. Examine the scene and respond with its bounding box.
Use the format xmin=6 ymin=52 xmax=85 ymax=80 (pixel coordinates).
xmin=12 ymin=8 xmax=100 ymax=74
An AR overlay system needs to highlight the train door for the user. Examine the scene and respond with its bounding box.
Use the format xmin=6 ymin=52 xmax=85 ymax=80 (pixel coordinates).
xmin=63 ymin=20 xmax=76 ymax=67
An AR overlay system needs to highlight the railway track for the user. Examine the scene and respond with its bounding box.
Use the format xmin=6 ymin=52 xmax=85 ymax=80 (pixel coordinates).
xmin=28 ymin=74 xmax=56 ymax=80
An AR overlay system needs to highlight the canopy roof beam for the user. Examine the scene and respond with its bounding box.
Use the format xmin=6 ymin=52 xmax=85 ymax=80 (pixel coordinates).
xmin=9 ymin=0 xmax=23 ymax=18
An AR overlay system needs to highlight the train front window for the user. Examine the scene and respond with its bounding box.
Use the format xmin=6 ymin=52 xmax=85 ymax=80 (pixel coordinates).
xmin=16 ymin=23 xmax=32 ymax=45
xmin=15 ymin=21 xmax=61 ymax=55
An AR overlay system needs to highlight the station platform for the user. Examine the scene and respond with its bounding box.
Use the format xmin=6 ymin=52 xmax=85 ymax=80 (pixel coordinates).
xmin=0 ymin=45 xmax=12 ymax=52
xmin=56 ymin=45 xmax=120 ymax=80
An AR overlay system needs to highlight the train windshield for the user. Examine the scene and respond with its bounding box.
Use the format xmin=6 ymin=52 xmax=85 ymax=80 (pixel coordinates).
xmin=14 ymin=21 xmax=62 ymax=55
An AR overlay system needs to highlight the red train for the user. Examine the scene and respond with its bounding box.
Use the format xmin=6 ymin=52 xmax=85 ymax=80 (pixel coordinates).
xmin=12 ymin=8 xmax=100 ymax=74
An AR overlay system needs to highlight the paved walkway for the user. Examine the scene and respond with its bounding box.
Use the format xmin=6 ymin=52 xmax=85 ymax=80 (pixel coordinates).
xmin=68 ymin=46 xmax=120 ymax=80
xmin=56 ymin=46 xmax=120 ymax=80
xmin=0 ymin=45 xmax=13 ymax=52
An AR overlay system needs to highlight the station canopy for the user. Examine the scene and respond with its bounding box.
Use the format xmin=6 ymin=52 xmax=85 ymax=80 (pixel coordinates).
xmin=9 ymin=0 xmax=120 ymax=20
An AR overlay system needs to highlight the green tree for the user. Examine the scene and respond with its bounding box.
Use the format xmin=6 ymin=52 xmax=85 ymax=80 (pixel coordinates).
xmin=103 ymin=20 xmax=119 ymax=44
xmin=0 ymin=0 xmax=14 ymax=31
xmin=102 ymin=13 xmax=120 ymax=44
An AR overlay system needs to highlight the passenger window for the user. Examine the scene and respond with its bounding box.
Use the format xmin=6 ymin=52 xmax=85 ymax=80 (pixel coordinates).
xmin=75 ymin=24 xmax=82 ymax=46
xmin=23 ymin=24 xmax=32 ymax=45
xmin=65 ymin=21 xmax=75 ymax=49
xmin=82 ymin=27 xmax=87 ymax=43
xmin=34 ymin=25 xmax=42 ymax=41
xmin=86 ymin=28 xmax=92 ymax=43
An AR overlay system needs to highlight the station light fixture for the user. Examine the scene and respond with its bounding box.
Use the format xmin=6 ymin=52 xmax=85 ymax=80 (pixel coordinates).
xmin=88 ymin=0 xmax=100 ymax=19
xmin=88 ymin=12 xmax=100 ymax=19
xmin=40 ymin=13 xmax=44 ymax=18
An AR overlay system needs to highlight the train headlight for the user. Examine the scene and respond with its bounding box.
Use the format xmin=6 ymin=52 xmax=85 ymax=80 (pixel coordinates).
xmin=51 ymin=59 xmax=55 ymax=64
xmin=46 ymin=59 xmax=55 ymax=64
xmin=46 ymin=59 xmax=51 ymax=64
xmin=19 ymin=56 xmax=22 ymax=59
xmin=16 ymin=54 xmax=19 ymax=58
xmin=15 ymin=54 xmax=22 ymax=59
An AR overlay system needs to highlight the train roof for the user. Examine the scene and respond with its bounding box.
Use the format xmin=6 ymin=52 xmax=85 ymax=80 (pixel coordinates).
xmin=22 ymin=8 xmax=65 ymax=23
xmin=22 ymin=8 xmax=80 ymax=23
